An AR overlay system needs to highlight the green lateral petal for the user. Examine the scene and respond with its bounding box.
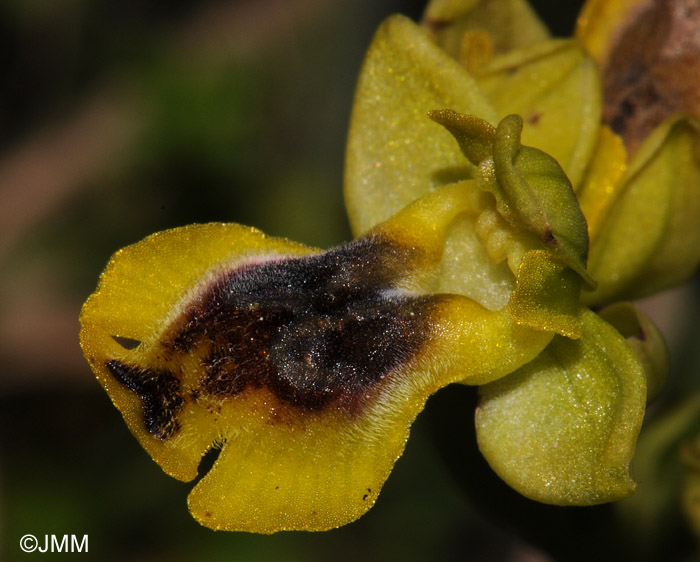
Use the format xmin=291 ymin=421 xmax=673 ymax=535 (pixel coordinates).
xmin=585 ymin=114 xmax=700 ymax=306
xmin=344 ymin=14 xmax=497 ymax=235
xmin=428 ymin=109 xmax=495 ymax=165
xmin=476 ymin=310 xmax=646 ymax=505
xmin=421 ymin=0 xmax=549 ymax=63
xmin=598 ymin=302 xmax=669 ymax=402
xmin=476 ymin=39 xmax=601 ymax=189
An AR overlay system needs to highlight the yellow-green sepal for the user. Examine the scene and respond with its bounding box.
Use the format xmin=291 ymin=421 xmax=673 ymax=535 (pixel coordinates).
xmin=421 ymin=0 xmax=549 ymax=65
xmin=344 ymin=14 xmax=497 ymax=235
xmin=476 ymin=39 xmax=601 ymax=189
xmin=475 ymin=309 xmax=646 ymax=505
xmin=584 ymin=114 xmax=700 ymax=306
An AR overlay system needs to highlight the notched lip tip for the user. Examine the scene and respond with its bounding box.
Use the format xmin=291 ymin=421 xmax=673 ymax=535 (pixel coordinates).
xmin=111 ymin=334 xmax=143 ymax=350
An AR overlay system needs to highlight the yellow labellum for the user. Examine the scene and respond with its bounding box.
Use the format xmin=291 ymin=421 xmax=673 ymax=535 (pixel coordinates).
xmin=81 ymin=180 xmax=580 ymax=532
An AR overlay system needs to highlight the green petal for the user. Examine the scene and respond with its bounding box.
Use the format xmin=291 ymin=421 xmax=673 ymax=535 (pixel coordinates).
xmin=427 ymin=109 xmax=495 ymax=165
xmin=597 ymin=301 xmax=669 ymax=402
xmin=421 ymin=0 xmax=549 ymax=63
xmin=585 ymin=114 xmax=700 ymax=306
xmin=476 ymin=39 xmax=601 ymax=189
xmin=344 ymin=14 xmax=497 ymax=235
xmin=476 ymin=309 xmax=646 ymax=505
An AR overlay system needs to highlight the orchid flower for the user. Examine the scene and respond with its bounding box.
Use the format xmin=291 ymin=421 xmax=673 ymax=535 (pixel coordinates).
xmin=80 ymin=0 xmax=700 ymax=532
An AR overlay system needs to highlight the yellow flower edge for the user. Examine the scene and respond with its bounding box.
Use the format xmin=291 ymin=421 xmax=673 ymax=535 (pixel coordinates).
xmin=80 ymin=179 xmax=585 ymax=532
xmin=80 ymin=223 xmax=315 ymax=482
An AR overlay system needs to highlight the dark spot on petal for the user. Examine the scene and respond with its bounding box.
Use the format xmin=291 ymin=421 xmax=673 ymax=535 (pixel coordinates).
xmin=162 ymin=235 xmax=435 ymax=415
xmin=542 ymin=228 xmax=556 ymax=245
xmin=111 ymin=335 xmax=142 ymax=350
xmin=421 ymin=17 xmax=450 ymax=34
xmin=105 ymin=360 xmax=183 ymax=440
xmin=635 ymin=326 xmax=648 ymax=342
xmin=527 ymin=111 xmax=542 ymax=125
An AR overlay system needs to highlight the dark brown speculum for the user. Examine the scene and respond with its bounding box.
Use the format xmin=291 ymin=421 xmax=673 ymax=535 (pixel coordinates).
xmin=107 ymin=235 xmax=437 ymax=440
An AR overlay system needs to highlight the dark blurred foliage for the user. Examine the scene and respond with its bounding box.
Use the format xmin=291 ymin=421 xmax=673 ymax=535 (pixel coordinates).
xmin=3 ymin=1 xmax=700 ymax=561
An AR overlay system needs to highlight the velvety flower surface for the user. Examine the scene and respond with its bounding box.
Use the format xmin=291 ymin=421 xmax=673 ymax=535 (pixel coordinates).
xmin=81 ymin=156 xmax=582 ymax=531
xmin=81 ymin=0 xmax=700 ymax=533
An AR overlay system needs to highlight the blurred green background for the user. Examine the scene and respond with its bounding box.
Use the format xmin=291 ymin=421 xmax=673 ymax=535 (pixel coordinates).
xmin=3 ymin=1 xmax=700 ymax=560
